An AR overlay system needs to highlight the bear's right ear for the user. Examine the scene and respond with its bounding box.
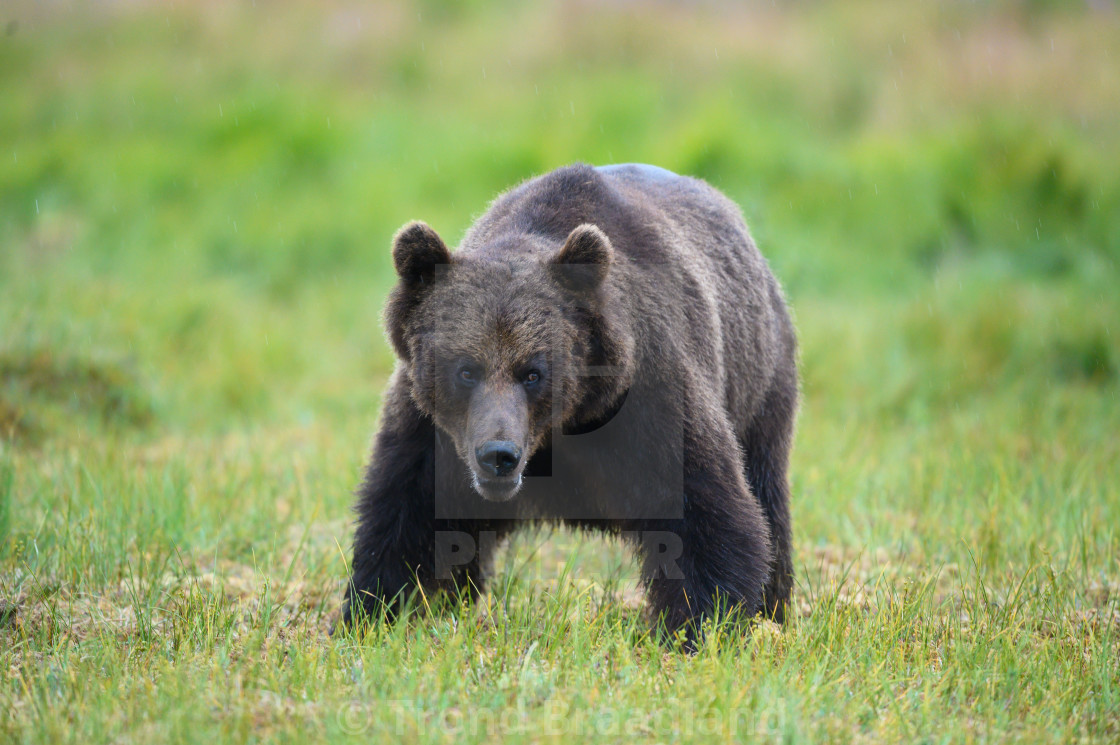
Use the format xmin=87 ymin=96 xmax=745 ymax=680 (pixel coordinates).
xmin=385 ymin=221 xmax=450 ymax=362
xmin=392 ymin=221 xmax=451 ymax=286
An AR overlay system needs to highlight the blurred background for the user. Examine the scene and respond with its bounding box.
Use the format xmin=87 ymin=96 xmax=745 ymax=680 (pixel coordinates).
xmin=1 ymin=0 xmax=1118 ymax=571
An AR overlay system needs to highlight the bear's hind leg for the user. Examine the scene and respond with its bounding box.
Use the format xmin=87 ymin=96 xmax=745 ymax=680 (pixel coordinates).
xmin=739 ymin=376 xmax=797 ymax=623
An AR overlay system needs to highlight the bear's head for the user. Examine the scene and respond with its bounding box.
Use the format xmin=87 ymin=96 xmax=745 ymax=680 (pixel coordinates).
xmin=384 ymin=221 xmax=634 ymax=502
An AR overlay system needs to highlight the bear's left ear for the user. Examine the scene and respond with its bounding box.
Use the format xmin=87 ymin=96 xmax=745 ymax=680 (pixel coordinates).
xmin=393 ymin=221 xmax=452 ymax=286
xmin=551 ymin=224 xmax=613 ymax=293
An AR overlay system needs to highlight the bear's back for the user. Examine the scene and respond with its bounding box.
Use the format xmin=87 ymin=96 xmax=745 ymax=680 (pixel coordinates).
xmin=460 ymin=163 xmax=747 ymax=265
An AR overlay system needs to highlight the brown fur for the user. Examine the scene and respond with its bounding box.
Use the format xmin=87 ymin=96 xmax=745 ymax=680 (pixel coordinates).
xmin=340 ymin=163 xmax=799 ymax=647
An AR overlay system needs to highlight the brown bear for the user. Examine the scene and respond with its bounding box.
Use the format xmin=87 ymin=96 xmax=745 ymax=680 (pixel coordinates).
xmin=339 ymin=163 xmax=798 ymax=646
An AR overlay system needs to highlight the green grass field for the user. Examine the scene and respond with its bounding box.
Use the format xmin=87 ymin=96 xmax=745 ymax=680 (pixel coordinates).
xmin=2 ymin=1 xmax=1118 ymax=741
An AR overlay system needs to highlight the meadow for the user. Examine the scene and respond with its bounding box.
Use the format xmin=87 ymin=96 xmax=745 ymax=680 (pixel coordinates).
xmin=1 ymin=1 xmax=1118 ymax=741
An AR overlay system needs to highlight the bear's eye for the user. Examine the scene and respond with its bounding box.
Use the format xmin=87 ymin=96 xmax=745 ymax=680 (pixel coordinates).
xmin=523 ymin=370 xmax=541 ymax=386
xmin=458 ymin=367 xmax=477 ymax=385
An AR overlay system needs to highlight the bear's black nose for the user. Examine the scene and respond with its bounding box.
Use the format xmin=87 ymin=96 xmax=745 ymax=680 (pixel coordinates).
xmin=476 ymin=441 xmax=522 ymax=478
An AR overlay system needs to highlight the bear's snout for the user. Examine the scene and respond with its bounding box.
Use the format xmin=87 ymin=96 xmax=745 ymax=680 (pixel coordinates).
xmin=475 ymin=440 xmax=523 ymax=478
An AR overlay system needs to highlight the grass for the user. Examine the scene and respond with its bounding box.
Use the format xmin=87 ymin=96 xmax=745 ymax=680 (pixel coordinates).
xmin=1 ymin=0 xmax=1118 ymax=741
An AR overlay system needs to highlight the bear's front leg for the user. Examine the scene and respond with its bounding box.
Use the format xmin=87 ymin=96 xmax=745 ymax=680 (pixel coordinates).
xmin=339 ymin=372 xmax=500 ymax=627
xmin=339 ymin=372 xmax=440 ymax=627
xmin=639 ymin=418 xmax=774 ymax=649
